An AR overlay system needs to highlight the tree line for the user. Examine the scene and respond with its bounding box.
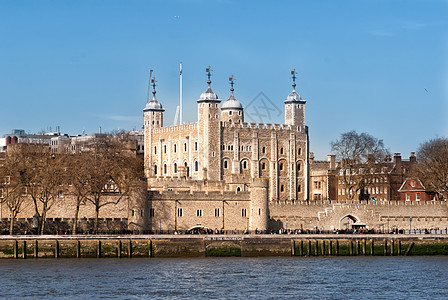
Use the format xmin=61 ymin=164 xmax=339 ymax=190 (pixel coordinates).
xmin=331 ymin=131 xmax=448 ymax=201
xmin=0 ymin=133 xmax=143 ymax=235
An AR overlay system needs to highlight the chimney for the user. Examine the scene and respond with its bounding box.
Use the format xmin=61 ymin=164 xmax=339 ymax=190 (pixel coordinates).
xmin=410 ymin=152 xmax=416 ymax=163
xmin=328 ymin=155 xmax=336 ymax=169
xmin=394 ymin=153 xmax=402 ymax=172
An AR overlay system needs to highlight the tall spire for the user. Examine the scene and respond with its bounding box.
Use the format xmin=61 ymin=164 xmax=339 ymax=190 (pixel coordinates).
xmin=291 ymin=68 xmax=297 ymax=91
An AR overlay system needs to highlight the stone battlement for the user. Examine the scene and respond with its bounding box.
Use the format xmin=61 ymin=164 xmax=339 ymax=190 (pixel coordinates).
xmin=152 ymin=122 xmax=197 ymax=134
xmin=221 ymin=122 xmax=293 ymax=131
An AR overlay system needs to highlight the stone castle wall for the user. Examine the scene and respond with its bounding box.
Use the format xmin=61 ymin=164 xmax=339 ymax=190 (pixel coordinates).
xmin=269 ymin=200 xmax=448 ymax=231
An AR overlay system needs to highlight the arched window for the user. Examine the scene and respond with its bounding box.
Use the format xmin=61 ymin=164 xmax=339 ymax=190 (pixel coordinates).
xmin=280 ymin=148 xmax=284 ymax=155
xmin=243 ymin=160 xmax=247 ymax=169
xmin=174 ymin=144 xmax=177 ymax=153
xmin=184 ymin=143 xmax=187 ymax=152
xmin=224 ymin=160 xmax=228 ymax=169
xmin=163 ymin=145 xmax=167 ymax=154
xmin=279 ymin=163 xmax=283 ymax=171
xmin=261 ymin=162 xmax=266 ymax=170
xmin=236 ymin=186 xmax=241 ymax=192
xmin=297 ymin=185 xmax=301 ymax=192
xmin=297 ymin=162 xmax=301 ymax=171
xmin=163 ymin=164 xmax=167 ymax=174
xmin=154 ymin=165 xmax=158 ymax=175
xmin=262 ymin=146 xmax=266 ymax=154
xmin=174 ymin=163 xmax=177 ymax=173
xmin=194 ymin=142 xmax=198 ymax=151
xmin=298 ymin=148 xmax=302 ymax=156
xmin=154 ymin=146 xmax=157 ymax=155
xmin=280 ymin=185 xmax=285 ymax=192
xmin=195 ymin=161 xmax=199 ymax=172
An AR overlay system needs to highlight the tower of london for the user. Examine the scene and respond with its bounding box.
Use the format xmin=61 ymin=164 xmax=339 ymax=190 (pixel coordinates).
xmin=141 ymin=68 xmax=309 ymax=233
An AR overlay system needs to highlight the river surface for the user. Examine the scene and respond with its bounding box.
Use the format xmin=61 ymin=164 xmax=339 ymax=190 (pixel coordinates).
xmin=1 ymin=257 xmax=447 ymax=299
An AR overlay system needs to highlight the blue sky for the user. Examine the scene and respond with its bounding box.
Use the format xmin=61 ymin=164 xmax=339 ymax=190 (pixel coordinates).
xmin=1 ymin=0 xmax=447 ymax=159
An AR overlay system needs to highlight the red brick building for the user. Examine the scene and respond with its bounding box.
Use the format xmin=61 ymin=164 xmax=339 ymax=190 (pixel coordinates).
xmin=398 ymin=178 xmax=435 ymax=201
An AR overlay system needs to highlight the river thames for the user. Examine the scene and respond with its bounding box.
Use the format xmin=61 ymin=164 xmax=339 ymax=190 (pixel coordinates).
xmin=1 ymin=257 xmax=447 ymax=299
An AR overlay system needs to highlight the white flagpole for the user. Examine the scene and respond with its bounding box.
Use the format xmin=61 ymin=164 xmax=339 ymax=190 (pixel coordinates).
xmin=179 ymin=63 xmax=183 ymax=125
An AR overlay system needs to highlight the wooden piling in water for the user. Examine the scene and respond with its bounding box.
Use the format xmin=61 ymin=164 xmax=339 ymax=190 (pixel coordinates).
xmin=398 ymin=240 xmax=401 ymax=256
xmin=55 ymin=240 xmax=59 ymax=259
xmin=118 ymin=240 xmax=122 ymax=258
xmin=13 ymin=240 xmax=18 ymax=259
xmin=76 ymin=241 xmax=81 ymax=258
xmin=329 ymin=240 xmax=333 ymax=256
xmin=349 ymin=241 xmax=353 ymax=256
xmin=384 ymin=239 xmax=388 ymax=256
xmin=148 ymin=240 xmax=152 ymax=257
xmin=291 ymin=240 xmax=295 ymax=256
xmin=322 ymin=240 xmax=326 ymax=256
xmin=308 ymin=240 xmax=311 ymax=256
xmin=299 ymin=240 xmax=303 ymax=256
xmin=391 ymin=240 xmax=394 ymax=256
xmin=371 ymin=240 xmax=374 ymax=256
xmin=97 ymin=240 xmax=102 ymax=258
xmin=336 ymin=240 xmax=339 ymax=256
xmin=23 ymin=241 xmax=27 ymax=259
xmin=405 ymin=242 xmax=414 ymax=256
xmin=34 ymin=240 xmax=38 ymax=259
xmin=363 ymin=239 xmax=366 ymax=256
xmin=315 ymin=240 xmax=318 ymax=256
xmin=128 ymin=240 xmax=132 ymax=258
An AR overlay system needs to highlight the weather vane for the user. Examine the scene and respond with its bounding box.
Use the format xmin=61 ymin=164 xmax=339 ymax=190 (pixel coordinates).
xmin=206 ymin=66 xmax=213 ymax=85
xmin=151 ymin=77 xmax=157 ymax=93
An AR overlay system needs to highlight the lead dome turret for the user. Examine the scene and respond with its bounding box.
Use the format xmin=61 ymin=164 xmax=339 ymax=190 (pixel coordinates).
xmin=221 ymin=75 xmax=244 ymax=124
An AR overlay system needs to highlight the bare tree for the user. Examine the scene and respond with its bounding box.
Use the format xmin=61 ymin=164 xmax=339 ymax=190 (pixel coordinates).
xmin=66 ymin=153 xmax=90 ymax=234
xmin=417 ymin=137 xmax=448 ymax=201
xmin=21 ymin=145 xmax=67 ymax=234
xmin=0 ymin=151 xmax=28 ymax=234
xmin=331 ymin=130 xmax=389 ymax=200
xmin=84 ymin=134 xmax=142 ymax=233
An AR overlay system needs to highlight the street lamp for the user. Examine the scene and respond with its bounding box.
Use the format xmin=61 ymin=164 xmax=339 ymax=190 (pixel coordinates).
xmin=409 ymin=217 xmax=412 ymax=234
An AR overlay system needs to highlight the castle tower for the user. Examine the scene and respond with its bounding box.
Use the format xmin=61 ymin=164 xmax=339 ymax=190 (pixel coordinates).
xmin=197 ymin=66 xmax=222 ymax=181
xmin=249 ymin=178 xmax=269 ymax=232
xmin=284 ymin=69 xmax=306 ymax=129
xmin=221 ymin=75 xmax=244 ymax=124
xmin=143 ymin=75 xmax=165 ymax=177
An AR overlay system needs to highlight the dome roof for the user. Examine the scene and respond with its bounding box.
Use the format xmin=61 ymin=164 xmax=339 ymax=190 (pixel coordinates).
xmin=222 ymin=95 xmax=243 ymax=110
xmin=144 ymin=95 xmax=164 ymax=111
xmin=285 ymin=90 xmax=302 ymax=103
xmin=198 ymin=86 xmax=219 ymax=102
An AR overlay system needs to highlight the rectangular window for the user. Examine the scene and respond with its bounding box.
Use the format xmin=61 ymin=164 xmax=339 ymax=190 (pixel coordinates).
xmin=241 ymin=209 xmax=247 ymax=217
xmin=149 ymin=208 xmax=155 ymax=217
xmin=416 ymin=193 xmax=420 ymax=201
xmin=406 ymin=194 xmax=410 ymax=201
xmin=215 ymin=208 xmax=220 ymax=217
xmin=177 ymin=208 xmax=183 ymax=217
xmin=196 ymin=209 xmax=203 ymax=217
xmin=194 ymin=142 xmax=198 ymax=151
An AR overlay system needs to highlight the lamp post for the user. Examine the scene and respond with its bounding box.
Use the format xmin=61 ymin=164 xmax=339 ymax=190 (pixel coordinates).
xmin=246 ymin=217 xmax=249 ymax=234
xmin=387 ymin=217 xmax=390 ymax=234
xmin=409 ymin=217 xmax=412 ymax=234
